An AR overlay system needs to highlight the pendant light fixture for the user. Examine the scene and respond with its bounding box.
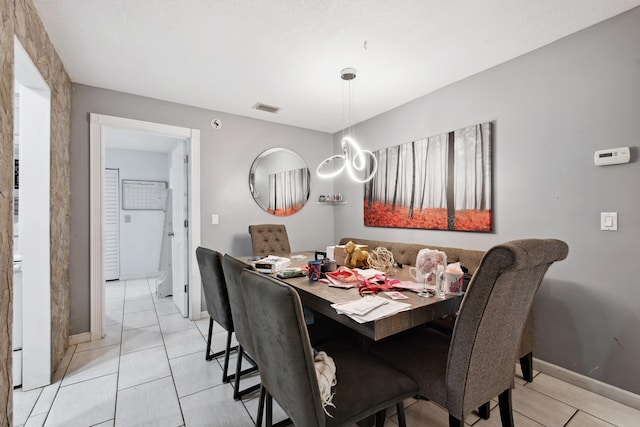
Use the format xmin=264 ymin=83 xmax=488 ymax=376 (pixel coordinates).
xmin=317 ymin=68 xmax=377 ymax=184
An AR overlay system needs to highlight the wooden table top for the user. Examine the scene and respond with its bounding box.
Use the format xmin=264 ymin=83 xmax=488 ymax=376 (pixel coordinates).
xmin=271 ymin=252 xmax=464 ymax=341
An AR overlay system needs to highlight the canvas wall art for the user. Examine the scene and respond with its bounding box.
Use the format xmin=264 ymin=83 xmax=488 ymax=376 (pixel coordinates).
xmin=363 ymin=122 xmax=492 ymax=232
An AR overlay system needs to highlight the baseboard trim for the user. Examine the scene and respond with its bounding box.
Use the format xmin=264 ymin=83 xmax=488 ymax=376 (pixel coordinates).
xmin=68 ymin=332 xmax=91 ymax=346
xmin=534 ymin=358 xmax=640 ymax=411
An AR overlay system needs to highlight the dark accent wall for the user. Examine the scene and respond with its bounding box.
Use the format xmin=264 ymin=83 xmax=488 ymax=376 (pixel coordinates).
xmin=333 ymin=8 xmax=640 ymax=394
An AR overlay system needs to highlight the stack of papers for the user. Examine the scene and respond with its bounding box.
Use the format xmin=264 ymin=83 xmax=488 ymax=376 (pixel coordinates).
xmin=331 ymin=296 xmax=411 ymax=324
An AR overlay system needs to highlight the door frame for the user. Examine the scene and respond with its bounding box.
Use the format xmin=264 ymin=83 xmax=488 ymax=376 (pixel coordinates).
xmin=89 ymin=113 xmax=202 ymax=340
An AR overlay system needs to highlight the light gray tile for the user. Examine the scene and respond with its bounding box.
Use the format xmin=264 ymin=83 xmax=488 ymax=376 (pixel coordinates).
xmin=163 ymin=327 xmax=206 ymax=359
xmin=13 ymin=387 xmax=42 ymax=426
xmin=194 ymin=317 xmax=224 ymax=337
xmin=62 ymin=344 xmax=120 ymax=386
xmin=471 ymin=405 xmax=545 ymax=427
xmin=158 ymin=312 xmax=197 ymax=334
xmin=121 ymin=325 xmax=164 ymax=355
xmin=122 ymin=310 xmax=158 ymax=330
xmin=169 ymin=351 xmax=224 ymax=397
xmin=526 ymin=374 xmax=640 ymax=427
xmin=92 ymin=420 xmax=115 ymax=427
xmin=118 ymin=346 xmax=170 ymax=390
xmin=31 ymin=377 xmax=62 ymax=416
xmin=401 ymin=400 xmax=449 ymax=427
xmin=124 ymin=281 xmax=152 ymax=300
xmin=24 ymin=412 xmax=46 ymax=427
xmin=105 ymin=298 xmax=124 ymax=311
xmin=123 ymin=296 xmax=155 ymax=314
xmin=243 ymin=390 xmax=288 ymax=425
xmin=105 ymin=309 xmax=123 ymax=326
xmin=511 ymin=382 xmax=577 ymax=426
xmin=45 ymin=374 xmax=117 ymax=427
xmin=75 ymin=325 xmax=121 ymax=353
xmin=180 ymin=384 xmax=254 ymax=427
xmin=105 ymin=281 xmax=125 ymax=301
xmin=566 ymin=410 xmax=617 ymax=427
xmin=115 ymin=377 xmax=183 ymax=427
xmin=154 ymin=300 xmax=180 ymax=316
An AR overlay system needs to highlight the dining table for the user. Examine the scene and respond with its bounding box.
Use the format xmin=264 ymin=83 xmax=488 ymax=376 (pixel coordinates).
xmin=256 ymin=251 xmax=464 ymax=342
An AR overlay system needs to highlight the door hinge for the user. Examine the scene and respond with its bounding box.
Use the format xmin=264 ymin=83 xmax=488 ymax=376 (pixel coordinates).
xmin=184 ymin=284 xmax=188 ymax=293
xmin=184 ymin=155 xmax=189 ymax=163
xmin=184 ymin=219 xmax=189 ymax=228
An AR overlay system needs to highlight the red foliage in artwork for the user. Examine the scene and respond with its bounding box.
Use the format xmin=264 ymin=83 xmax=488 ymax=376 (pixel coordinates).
xmin=268 ymin=204 xmax=303 ymax=216
xmin=364 ymin=202 xmax=491 ymax=232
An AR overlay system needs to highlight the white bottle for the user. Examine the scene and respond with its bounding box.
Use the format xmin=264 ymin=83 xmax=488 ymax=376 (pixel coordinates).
xmin=435 ymin=264 xmax=445 ymax=298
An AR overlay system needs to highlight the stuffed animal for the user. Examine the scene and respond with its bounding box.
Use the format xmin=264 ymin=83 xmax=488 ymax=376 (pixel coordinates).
xmin=344 ymin=241 xmax=369 ymax=268
xmin=350 ymin=246 xmax=369 ymax=268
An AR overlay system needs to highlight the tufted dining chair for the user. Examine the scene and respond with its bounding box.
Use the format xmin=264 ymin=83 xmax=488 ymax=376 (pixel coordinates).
xmin=240 ymin=269 xmax=418 ymax=427
xmin=248 ymin=224 xmax=291 ymax=257
xmin=370 ymin=239 xmax=568 ymax=427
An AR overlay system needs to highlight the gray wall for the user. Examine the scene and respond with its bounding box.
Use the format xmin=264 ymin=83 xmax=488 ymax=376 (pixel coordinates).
xmin=71 ymin=85 xmax=336 ymax=333
xmin=333 ymin=9 xmax=640 ymax=394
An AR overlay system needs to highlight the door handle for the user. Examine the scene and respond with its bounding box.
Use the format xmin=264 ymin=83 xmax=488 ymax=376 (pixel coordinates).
xmin=168 ymin=232 xmax=175 ymax=237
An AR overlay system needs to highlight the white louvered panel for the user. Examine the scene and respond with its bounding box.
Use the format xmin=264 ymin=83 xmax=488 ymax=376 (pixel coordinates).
xmin=104 ymin=169 xmax=120 ymax=281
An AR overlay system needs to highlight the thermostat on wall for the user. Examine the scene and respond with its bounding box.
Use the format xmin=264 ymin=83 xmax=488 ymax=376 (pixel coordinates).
xmin=594 ymin=147 xmax=630 ymax=166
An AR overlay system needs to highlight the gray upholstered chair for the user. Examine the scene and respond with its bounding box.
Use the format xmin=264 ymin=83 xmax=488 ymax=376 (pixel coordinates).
xmin=248 ymin=224 xmax=291 ymax=256
xmin=195 ymin=247 xmax=256 ymax=388
xmin=220 ymin=254 xmax=261 ymax=402
xmin=370 ymin=239 xmax=569 ymax=427
xmin=240 ymin=269 xmax=418 ymax=427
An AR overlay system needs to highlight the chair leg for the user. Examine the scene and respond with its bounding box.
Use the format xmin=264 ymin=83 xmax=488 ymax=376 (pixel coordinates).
xmin=233 ymin=345 xmax=261 ymax=400
xmin=266 ymin=391 xmax=273 ymax=427
xmin=478 ymin=401 xmax=490 ymax=419
xmin=222 ymin=330 xmax=234 ymax=383
xmin=374 ymin=409 xmax=386 ymax=427
xmin=520 ymin=351 xmax=534 ymax=382
xmin=396 ymin=402 xmax=407 ymax=427
xmin=256 ymin=385 xmax=265 ymax=427
xmin=498 ymin=388 xmax=515 ymax=427
xmin=448 ymin=414 xmax=464 ymax=427
xmin=205 ymin=318 xmax=216 ymax=361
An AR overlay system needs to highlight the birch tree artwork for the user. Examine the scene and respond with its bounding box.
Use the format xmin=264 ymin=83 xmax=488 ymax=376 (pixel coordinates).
xmin=364 ymin=122 xmax=492 ymax=232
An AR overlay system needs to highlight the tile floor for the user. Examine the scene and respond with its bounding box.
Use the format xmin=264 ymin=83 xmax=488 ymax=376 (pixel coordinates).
xmin=13 ymin=278 xmax=640 ymax=427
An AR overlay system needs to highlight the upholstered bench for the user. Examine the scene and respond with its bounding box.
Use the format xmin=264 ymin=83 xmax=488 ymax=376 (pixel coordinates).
xmin=338 ymin=237 xmax=535 ymax=382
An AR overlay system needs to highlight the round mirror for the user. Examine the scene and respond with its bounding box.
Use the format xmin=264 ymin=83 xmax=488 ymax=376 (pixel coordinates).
xmin=249 ymin=148 xmax=311 ymax=216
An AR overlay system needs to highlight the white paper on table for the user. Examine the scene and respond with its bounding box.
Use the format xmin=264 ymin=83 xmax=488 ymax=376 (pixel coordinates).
xmin=331 ymin=297 xmax=412 ymax=324
xmin=393 ymin=280 xmax=436 ymax=293
xmin=332 ymin=296 xmax=389 ymax=316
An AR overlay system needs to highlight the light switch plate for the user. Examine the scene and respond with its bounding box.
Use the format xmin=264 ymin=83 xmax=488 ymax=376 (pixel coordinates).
xmin=211 ymin=214 xmax=219 ymax=225
xmin=601 ymin=212 xmax=617 ymax=231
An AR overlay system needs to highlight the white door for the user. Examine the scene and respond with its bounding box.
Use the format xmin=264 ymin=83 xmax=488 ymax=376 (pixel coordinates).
xmin=104 ymin=168 xmax=120 ymax=280
xmin=170 ymin=142 xmax=189 ymax=317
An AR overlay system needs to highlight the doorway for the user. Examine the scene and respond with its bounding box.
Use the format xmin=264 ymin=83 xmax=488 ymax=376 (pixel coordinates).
xmin=89 ymin=114 xmax=202 ymax=341
xmin=13 ymin=37 xmax=52 ymax=391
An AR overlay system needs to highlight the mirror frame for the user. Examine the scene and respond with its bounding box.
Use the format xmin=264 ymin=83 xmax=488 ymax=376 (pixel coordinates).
xmin=249 ymin=148 xmax=311 ymax=216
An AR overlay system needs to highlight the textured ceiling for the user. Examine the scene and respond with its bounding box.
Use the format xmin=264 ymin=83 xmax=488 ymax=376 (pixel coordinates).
xmin=34 ymin=0 xmax=640 ymax=133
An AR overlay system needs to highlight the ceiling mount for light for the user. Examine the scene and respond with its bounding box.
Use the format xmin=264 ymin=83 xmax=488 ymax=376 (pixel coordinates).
xmin=317 ymin=68 xmax=377 ymax=184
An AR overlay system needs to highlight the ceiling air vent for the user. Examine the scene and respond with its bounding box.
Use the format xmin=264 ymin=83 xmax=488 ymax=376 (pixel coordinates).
xmin=252 ymin=102 xmax=280 ymax=114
